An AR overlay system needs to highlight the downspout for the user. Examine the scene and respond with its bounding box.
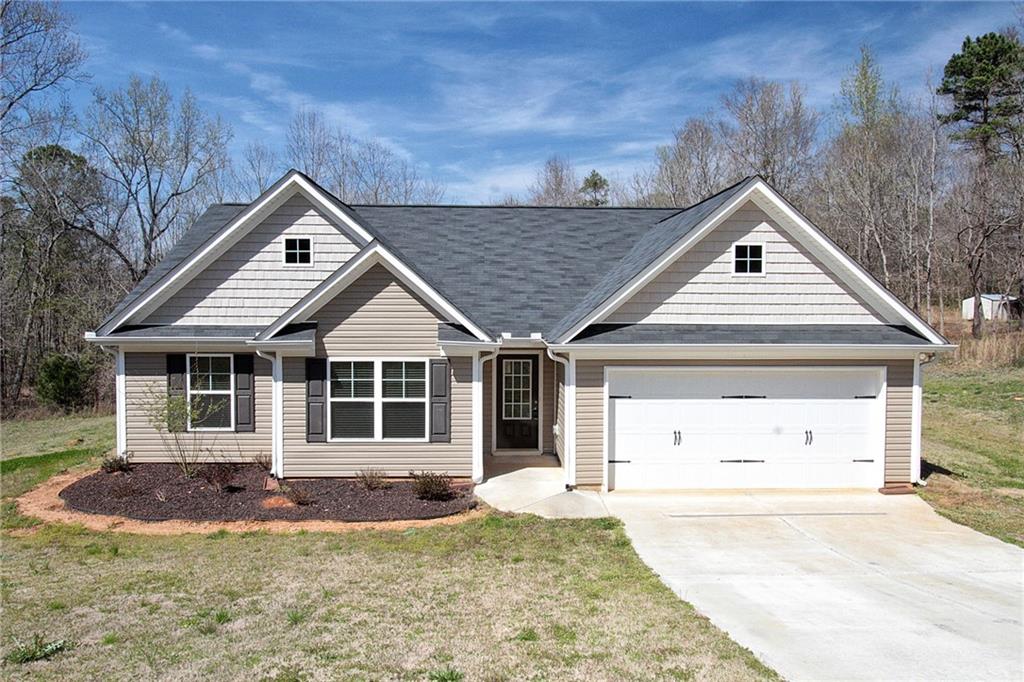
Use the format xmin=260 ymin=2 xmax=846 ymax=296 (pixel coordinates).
xmin=255 ymin=350 xmax=282 ymax=478
xmin=546 ymin=347 xmax=572 ymax=489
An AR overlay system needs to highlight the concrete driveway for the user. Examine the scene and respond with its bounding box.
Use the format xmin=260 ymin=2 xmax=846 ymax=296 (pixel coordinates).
xmin=601 ymin=491 xmax=1023 ymax=682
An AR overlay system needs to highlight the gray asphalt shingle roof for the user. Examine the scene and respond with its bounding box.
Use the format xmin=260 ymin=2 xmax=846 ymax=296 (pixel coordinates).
xmin=570 ymin=324 xmax=929 ymax=345
xmin=351 ymin=204 xmax=679 ymax=338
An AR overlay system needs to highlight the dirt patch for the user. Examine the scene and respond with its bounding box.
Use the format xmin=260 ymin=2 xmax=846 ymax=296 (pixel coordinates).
xmin=14 ymin=468 xmax=484 ymax=536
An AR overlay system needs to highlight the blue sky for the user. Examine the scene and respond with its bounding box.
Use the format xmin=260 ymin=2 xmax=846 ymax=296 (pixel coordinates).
xmin=69 ymin=2 xmax=1017 ymax=203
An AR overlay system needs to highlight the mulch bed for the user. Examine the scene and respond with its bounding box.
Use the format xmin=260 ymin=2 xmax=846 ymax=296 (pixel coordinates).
xmin=59 ymin=464 xmax=475 ymax=522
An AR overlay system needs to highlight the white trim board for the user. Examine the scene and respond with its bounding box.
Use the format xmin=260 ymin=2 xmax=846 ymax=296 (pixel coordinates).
xmin=98 ymin=171 xmax=374 ymax=334
xmin=557 ymin=179 xmax=946 ymax=346
xmin=257 ymin=243 xmax=491 ymax=343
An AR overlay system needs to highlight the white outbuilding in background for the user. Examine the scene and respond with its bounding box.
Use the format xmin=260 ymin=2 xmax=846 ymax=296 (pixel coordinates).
xmin=961 ymin=293 xmax=1020 ymax=321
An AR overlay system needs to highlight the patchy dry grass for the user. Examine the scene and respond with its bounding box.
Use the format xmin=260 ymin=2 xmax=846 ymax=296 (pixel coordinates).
xmin=1 ymin=417 xmax=774 ymax=680
xmin=1 ymin=516 xmax=775 ymax=681
xmin=920 ymin=366 xmax=1024 ymax=547
xmin=1 ymin=413 xmax=115 ymax=461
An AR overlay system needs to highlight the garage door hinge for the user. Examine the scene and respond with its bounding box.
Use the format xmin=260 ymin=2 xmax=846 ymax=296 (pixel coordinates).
xmin=608 ymin=459 xmax=631 ymax=464
xmin=719 ymin=459 xmax=766 ymax=464
xmin=721 ymin=394 xmax=766 ymax=399
xmin=609 ymin=394 xmax=632 ymax=399
xmin=854 ymin=395 xmax=876 ymax=399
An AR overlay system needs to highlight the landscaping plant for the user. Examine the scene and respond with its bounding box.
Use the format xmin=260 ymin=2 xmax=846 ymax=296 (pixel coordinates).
xmin=410 ymin=471 xmax=454 ymax=501
xmin=357 ymin=468 xmax=392 ymax=491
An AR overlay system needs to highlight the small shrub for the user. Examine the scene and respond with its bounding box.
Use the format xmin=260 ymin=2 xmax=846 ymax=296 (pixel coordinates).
xmin=357 ymin=468 xmax=392 ymax=491
xmin=200 ymin=463 xmax=235 ymax=491
xmin=281 ymin=484 xmax=313 ymax=506
xmin=35 ymin=353 xmax=93 ymax=412
xmin=409 ymin=471 xmax=454 ymax=501
xmin=4 ymin=635 xmax=74 ymax=664
xmin=100 ymin=455 xmax=132 ymax=474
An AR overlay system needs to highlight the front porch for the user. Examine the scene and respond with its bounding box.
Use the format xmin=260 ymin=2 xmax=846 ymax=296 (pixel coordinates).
xmin=474 ymin=454 xmax=607 ymax=518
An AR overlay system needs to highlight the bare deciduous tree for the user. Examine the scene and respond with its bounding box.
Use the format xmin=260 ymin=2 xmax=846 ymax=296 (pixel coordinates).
xmin=719 ymin=78 xmax=819 ymax=196
xmin=526 ymin=155 xmax=580 ymax=206
xmin=652 ymin=116 xmax=730 ymax=206
xmin=79 ymin=75 xmax=232 ymax=273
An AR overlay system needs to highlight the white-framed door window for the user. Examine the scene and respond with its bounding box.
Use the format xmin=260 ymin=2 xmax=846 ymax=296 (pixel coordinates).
xmin=502 ymin=358 xmax=533 ymax=420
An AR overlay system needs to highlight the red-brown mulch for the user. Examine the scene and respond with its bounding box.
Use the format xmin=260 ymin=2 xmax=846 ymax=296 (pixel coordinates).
xmin=59 ymin=464 xmax=475 ymax=522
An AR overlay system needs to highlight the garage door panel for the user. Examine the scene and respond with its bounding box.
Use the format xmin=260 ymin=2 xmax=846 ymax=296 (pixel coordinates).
xmin=608 ymin=367 xmax=884 ymax=490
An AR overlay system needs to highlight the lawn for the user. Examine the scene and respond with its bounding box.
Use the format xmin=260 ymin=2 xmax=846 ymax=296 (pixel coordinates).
xmin=0 ymin=417 xmax=775 ymax=681
xmin=1 ymin=413 xmax=115 ymax=461
xmin=920 ymin=365 xmax=1024 ymax=547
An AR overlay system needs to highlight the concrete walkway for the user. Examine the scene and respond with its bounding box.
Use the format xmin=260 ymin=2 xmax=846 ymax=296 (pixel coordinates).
xmin=475 ymin=464 xmax=1024 ymax=681
xmin=474 ymin=456 xmax=607 ymax=518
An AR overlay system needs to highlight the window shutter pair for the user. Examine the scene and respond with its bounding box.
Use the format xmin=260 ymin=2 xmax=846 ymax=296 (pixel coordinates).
xmin=303 ymin=358 xmax=451 ymax=442
xmin=165 ymin=353 xmax=254 ymax=433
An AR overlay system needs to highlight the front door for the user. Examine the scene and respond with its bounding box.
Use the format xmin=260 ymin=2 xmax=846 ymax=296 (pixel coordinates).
xmin=496 ymin=355 xmax=539 ymax=450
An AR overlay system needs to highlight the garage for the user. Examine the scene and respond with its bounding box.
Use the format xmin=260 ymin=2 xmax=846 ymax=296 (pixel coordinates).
xmin=607 ymin=366 xmax=886 ymax=490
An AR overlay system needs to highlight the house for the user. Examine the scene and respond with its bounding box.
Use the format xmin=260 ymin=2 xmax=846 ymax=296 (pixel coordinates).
xmin=85 ymin=170 xmax=953 ymax=491
xmin=961 ymin=293 xmax=1020 ymax=321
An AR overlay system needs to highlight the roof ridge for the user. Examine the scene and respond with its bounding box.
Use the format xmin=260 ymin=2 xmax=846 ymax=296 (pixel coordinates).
xmin=654 ymin=175 xmax=757 ymax=225
xmin=350 ymin=203 xmax=680 ymax=210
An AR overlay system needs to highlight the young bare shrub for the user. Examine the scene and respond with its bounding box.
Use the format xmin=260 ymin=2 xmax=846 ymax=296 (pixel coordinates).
xmin=199 ymin=463 xmax=235 ymax=492
xmin=357 ymin=468 xmax=392 ymax=491
xmin=281 ymin=484 xmax=313 ymax=506
xmin=144 ymin=390 xmax=224 ymax=478
xmin=249 ymin=450 xmax=272 ymax=472
xmin=409 ymin=471 xmax=454 ymax=501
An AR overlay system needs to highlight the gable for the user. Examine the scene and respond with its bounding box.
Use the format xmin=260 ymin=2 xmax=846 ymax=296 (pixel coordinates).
xmin=603 ymin=201 xmax=886 ymax=325
xmin=314 ymin=263 xmax=444 ymax=356
xmin=144 ymin=195 xmax=362 ymax=326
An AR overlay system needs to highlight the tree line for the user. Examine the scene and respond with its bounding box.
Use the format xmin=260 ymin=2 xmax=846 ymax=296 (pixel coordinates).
xmin=2 ymin=0 xmax=1021 ymax=413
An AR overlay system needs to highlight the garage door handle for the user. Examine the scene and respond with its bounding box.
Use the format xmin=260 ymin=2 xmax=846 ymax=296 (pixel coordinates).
xmin=804 ymin=430 xmax=814 ymax=445
xmin=809 ymin=430 xmax=813 ymax=445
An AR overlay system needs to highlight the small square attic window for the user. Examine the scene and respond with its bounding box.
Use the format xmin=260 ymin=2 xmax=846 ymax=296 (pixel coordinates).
xmin=284 ymin=238 xmax=311 ymax=265
xmin=733 ymin=243 xmax=763 ymax=275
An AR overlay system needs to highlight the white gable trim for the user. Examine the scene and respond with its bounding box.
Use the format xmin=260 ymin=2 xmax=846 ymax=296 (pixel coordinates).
xmin=557 ymin=179 xmax=945 ymax=345
xmin=257 ymin=242 xmax=492 ymax=343
xmin=99 ymin=171 xmax=374 ymax=334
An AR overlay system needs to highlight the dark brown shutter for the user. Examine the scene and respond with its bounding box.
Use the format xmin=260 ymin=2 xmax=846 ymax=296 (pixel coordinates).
xmin=429 ymin=359 xmax=451 ymax=443
xmin=167 ymin=354 xmax=186 ymax=432
xmin=234 ymin=353 xmax=255 ymax=432
xmin=306 ymin=358 xmax=327 ymax=443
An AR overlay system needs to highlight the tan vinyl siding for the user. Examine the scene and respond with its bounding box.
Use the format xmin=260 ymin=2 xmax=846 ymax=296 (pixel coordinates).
xmin=314 ymin=264 xmax=441 ymax=356
xmin=280 ymin=264 xmax=471 ymax=477
xmin=145 ymin=195 xmax=361 ymax=325
xmin=574 ymin=358 xmax=914 ymax=487
xmin=124 ymin=352 xmax=272 ymax=462
xmin=605 ymin=201 xmax=884 ymax=325
xmin=555 ymin=362 xmax=565 ymax=458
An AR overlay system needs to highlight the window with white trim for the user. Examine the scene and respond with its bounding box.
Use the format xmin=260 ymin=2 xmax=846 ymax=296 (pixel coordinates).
xmin=187 ymin=354 xmax=233 ymax=430
xmin=329 ymin=361 xmax=374 ymax=439
xmin=328 ymin=359 xmax=428 ymax=440
xmin=284 ymin=237 xmax=312 ymax=265
xmin=382 ymin=361 xmax=426 ymax=438
xmin=733 ymin=243 xmax=763 ymax=275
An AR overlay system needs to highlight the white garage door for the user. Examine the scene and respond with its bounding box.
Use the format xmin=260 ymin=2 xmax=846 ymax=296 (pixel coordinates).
xmin=608 ymin=367 xmax=886 ymax=490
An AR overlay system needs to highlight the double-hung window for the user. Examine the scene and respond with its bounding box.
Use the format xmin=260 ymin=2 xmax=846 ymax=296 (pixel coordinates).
xmin=329 ymin=361 xmax=375 ymax=439
xmin=328 ymin=359 xmax=428 ymax=441
xmin=187 ymin=354 xmax=233 ymax=430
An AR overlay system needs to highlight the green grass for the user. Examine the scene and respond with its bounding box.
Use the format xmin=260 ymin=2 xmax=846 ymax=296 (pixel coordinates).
xmin=0 ymin=415 xmax=775 ymax=681
xmin=1 ymin=413 xmax=115 ymax=460
xmin=920 ymin=366 xmax=1024 ymax=547
xmin=1 ymin=414 xmax=113 ymax=529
